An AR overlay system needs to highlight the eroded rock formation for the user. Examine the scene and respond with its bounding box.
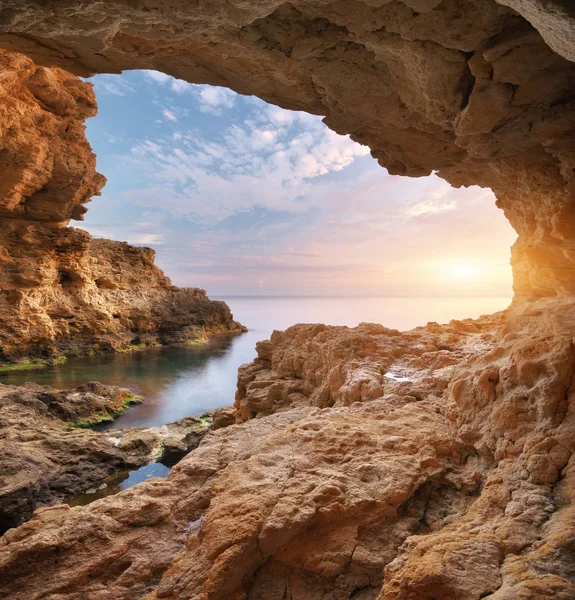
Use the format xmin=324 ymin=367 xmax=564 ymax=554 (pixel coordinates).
xmin=1 ymin=299 xmax=574 ymax=599
xmin=0 ymin=2 xmax=574 ymax=599
xmin=0 ymin=381 xmax=211 ymax=531
xmin=0 ymin=48 xmax=243 ymax=362
xmin=0 ymin=0 xmax=574 ymax=297
xmin=0 ymin=220 xmax=245 ymax=361
xmin=235 ymin=317 xmax=502 ymax=420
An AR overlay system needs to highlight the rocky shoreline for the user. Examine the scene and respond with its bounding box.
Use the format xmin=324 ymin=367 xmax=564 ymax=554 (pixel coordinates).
xmin=0 ymin=223 xmax=246 ymax=365
xmin=0 ymin=298 xmax=573 ymax=598
xmin=0 ymin=381 xmax=215 ymax=532
xmin=0 ymin=50 xmax=244 ymax=365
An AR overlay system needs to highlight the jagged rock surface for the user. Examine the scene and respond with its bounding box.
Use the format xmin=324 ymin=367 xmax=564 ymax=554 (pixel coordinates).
xmin=0 ymin=3 xmax=574 ymax=599
xmin=0 ymin=1 xmax=574 ymax=297
xmin=0 ymin=49 xmax=243 ymax=361
xmin=0 ymin=48 xmax=104 ymax=223
xmin=1 ymin=300 xmax=573 ymax=599
xmin=235 ymin=316 xmax=503 ymax=420
xmin=0 ymin=381 xmax=210 ymax=532
xmin=0 ymin=220 xmax=244 ymax=361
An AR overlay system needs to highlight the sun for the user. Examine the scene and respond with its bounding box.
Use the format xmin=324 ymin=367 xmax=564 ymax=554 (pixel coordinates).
xmin=448 ymin=261 xmax=481 ymax=279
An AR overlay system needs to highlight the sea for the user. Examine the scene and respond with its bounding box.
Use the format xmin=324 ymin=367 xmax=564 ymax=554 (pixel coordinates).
xmin=0 ymin=296 xmax=509 ymax=429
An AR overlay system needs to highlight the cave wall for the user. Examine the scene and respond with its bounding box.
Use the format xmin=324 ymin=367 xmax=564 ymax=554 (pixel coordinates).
xmin=0 ymin=0 xmax=574 ymax=298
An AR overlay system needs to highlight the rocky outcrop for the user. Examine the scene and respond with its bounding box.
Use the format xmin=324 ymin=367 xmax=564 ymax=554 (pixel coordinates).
xmin=1 ymin=299 xmax=573 ymax=599
xmin=0 ymin=381 xmax=211 ymax=532
xmin=235 ymin=315 xmax=504 ymax=420
xmin=0 ymin=1 xmax=574 ymax=298
xmin=0 ymin=3 xmax=574 ymax=598
xmin=0 ymin=48 xmax=103 ymax=223
xmin=0 ymin=219 xmax=245 ymax=361
xmin=0 ymin=49 xmax=244 ymax=362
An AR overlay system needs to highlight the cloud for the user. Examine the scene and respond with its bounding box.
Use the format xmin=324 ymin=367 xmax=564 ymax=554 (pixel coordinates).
xmin=93 ymin=75 xmax=135 ymax=96
xmin=405 ymin=192 xmax=457 ymax=217
xmin=121 ymin=104 xmax=371 ymax=225
xmin=83 ymin=72 xmax=516 ymax=297
xmin=170 ymin=79 xmax=194 ymax=93
xmin=287 ymin=249 xmax=325 ymax=258
xmin=140 ymin=70 xmax=236 ymax=114
xmin=134 ymin=233 xmax=163 ymax=245
xmin=162 ymin=109 xmax=178 ymax=122
xmin=142 ymin=70 xmax=172 ymax=84
xmin=197 ymin=86 xmax=236 ymax=113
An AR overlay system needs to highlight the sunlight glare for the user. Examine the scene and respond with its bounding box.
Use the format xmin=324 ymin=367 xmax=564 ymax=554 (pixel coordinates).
xmin=448 ymin=261 xmax=481 ymax=279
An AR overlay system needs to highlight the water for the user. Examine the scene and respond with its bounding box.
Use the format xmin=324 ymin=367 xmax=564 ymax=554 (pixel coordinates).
xmin=1 ymin=296 xmax=510 ymax=429
xmin=67 ymin=462 xmax=171 ymax=506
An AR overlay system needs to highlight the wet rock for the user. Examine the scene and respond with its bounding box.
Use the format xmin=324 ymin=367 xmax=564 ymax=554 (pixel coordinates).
xmin=0 ymin=382 xmax=210 ymax=530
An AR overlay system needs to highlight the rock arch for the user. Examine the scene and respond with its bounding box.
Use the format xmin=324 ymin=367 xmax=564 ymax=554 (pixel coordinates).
xmin=0 ymin=3 xmax=575 ymax=600
xmin=0 ymin=0 xmax=574 ymax=299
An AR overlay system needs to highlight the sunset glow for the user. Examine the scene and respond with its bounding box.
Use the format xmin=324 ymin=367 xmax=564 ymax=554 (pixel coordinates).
xmin=447 ymin=262 xmax=481 ymax=280
xmin=83 ymin=71 xmax=517 ymax=299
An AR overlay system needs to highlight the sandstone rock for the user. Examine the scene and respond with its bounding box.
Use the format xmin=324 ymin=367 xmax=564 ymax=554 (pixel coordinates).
xmin=0 ymin=49 xmax=103 ymax=223
xmin=0 ymin=3 xmax=573 ymax=598
xmin=0 ymin=49 xmax=244 ymax=362
xmin=212 ymin=406 xmax=238 ymax=430
xmin=16 ymin=380 xmax=144 ymax=425
xmin=0 ymin=2 xmax=573 ymax=298
xmin=0 ymin=300 xmax=573 ymax=599
xmin=0 ymin=382 xmax=211 ymax=531
xmin=0 ymin=220 xmax=245 ymax=361
xmin=235 ymin=318 xmax=502 ymax=420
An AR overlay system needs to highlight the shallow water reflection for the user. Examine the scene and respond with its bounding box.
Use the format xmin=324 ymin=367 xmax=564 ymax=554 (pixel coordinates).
xmin=1 ymin=296 xmax=511 ymax=430
xmin=1 ymin=334 xmax=251 ymax=429
xmin=68 ymin=462 xmax=171 ymax=506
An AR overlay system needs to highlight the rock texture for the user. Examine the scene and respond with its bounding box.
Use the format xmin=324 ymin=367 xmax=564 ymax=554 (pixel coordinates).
xmin=0 ymin=49 xmax=243 ymax=362
xmin=0 ymin=381 xmax=211 ymax=532
xmin=235 ymin=317 xmax=502 ymax=420
xmin=0 ymin=220 xmax=245 ymax=361
xmin=0 ymin=48 xmax=103 ymax=223
xmin=1 ymin=299 xmax=574 ymax=599
xmin=0 ymin=1 xmax=574 ymax=298
xmin=0 ymin=2 xmax=574 ymax=599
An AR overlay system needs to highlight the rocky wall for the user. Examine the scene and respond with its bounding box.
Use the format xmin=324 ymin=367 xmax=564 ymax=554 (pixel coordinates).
xmin=0 ymin=1 xmax=574 ymax=297
xmin=0 ymin=49 xmax=243 ymax=360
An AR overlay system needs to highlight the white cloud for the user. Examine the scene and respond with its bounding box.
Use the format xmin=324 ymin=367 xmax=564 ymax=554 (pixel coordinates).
xmin=405 ymin=198 xmax=457 ymax=217
xmin=138 ymin=70 xmax=237 ymax=115
xmin=142 ymin=70 xmax=172 ymax=84
xmin=266 ymin=106 xmax=295 ymax=126
xmin=198 ymin=86 xmax=236 ymax=112
xmin=83 ymin=72 xmax=515 ymax=297
xmin=171 ymin=79 xmax=195 ymax=94
xmin=93 ymin=75 xmax=135 ymax=96
xmin=122 ymin=105 xmax=371 ymax=224
xmin=133 ymin=233 xmax=163 ymax=245
xmin=162 ymin=109 xmax=178 ymax=122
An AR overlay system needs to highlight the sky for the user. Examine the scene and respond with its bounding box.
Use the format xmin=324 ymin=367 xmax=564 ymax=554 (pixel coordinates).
xmin=81 ymin=70 xmax=517 ymax=297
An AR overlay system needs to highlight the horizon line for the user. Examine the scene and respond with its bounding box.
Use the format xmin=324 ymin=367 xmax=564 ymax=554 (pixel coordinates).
xmin=211 ymin=294 xmax=513 ymax=299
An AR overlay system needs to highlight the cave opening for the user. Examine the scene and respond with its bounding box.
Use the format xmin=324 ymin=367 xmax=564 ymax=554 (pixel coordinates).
xmin=0 ymin=2 xmax=574 ymax=598
xmin=58 ymin=269 xmax=84 ymax=289
xmin=80 ymin=69 xmax=517 ymax=306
